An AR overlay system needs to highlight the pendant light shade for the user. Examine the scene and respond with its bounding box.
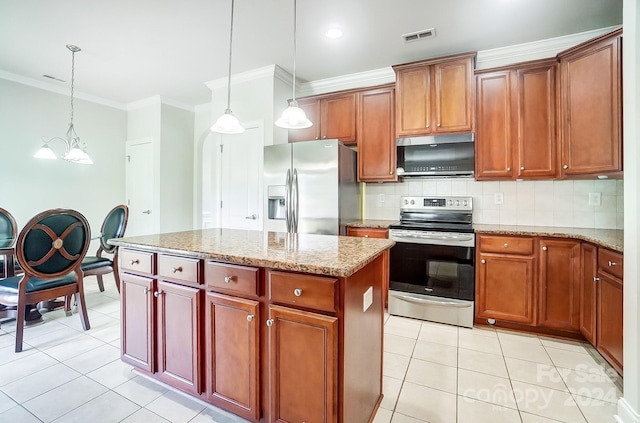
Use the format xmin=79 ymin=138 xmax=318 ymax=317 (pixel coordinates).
xmin=211 ymin=0 xmax=245 ymax=134
xmin=275 ymin=0 xmax=313 ymax=129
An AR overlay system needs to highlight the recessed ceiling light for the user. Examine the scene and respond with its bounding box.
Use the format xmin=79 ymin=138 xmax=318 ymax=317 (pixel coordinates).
xmin=325 ymin=28 xmax=343 ymax=39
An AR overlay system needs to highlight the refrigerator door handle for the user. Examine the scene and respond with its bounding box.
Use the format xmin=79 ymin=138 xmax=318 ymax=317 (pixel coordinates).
xmin=292 ymin=168 xmax=299 ymax=233
xmin=285 ymin=169 xmax=292 ymax=232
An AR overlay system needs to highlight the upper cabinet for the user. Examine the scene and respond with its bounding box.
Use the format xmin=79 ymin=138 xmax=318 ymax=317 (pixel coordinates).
xmin=476 ymin=59 xmax=558 ymax=180
xmin=288 ymin=93 xmax=357 ymax=144
xmin=393 ymin=53 xmax=476 ymax=137
xmin=557 ymin=29 xmax=622 ymax=177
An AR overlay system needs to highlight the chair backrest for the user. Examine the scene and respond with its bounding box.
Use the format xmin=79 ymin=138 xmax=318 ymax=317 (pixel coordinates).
xmin=0 ymin=207 xmax=18 ymax=248
xmin=15 ymin=208 xmax=91 ymax=279
xmin=100 ymin=205 xmax=129 ymax=254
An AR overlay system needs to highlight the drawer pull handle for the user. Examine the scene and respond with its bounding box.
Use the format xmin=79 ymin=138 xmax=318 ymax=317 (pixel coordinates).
xmin=294 ymin=288 xmax=303 ymax=297
xmin=506 ymin=167 xmax=511 ymax=172
xmin=481 ymin=259 xmax=486 ymax=264
xmin=364 ymin=235 xmax=369 ymax=238
xmin=171 ymin=266 xmax=183 ymax=273
xmin=266 ymin=319 xmax=274 ymax=327
xmin=246 ymin=314 xmax=255 ymax=322
xmin=563 ymin=164 xmax=569 ymax=169
xmin=224 ymin=276 xmax=233 ymax=283
xmin=503 ymin=243 xmax=509 ymax=248
xmin=594 ymin=277 xmax=600 ymax=282
xmin=520 ymin=166 xmax=525 ymax=171
xmin=143 ymin=287 xmax=149 ymax=294
xmin=542 ymin=246 xmax=548 ymax=251
xmin=608 ymin=261 xmax=618 ymax=266
xmin=130 ymin=259 xmax=139 ymax=265
xmin=154 ymin=290 xmax=163 ymax=298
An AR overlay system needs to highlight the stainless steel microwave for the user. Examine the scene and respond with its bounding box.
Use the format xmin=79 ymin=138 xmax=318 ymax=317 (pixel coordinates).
xmin=396 ymin=133 xmax=475 ymax=178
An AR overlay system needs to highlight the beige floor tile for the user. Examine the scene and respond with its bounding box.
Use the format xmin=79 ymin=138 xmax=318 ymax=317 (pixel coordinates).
xmin=385 ymin=316 xmax=422 ymax=339
xmin=0 ymin=332 xmax=15 ymax=349
xmin=418 ymin=324 xmax=458 ymax=347
xmin=0 ymin=351 xmax=58 ymax=386
xmin=511 ymin=380 xmax=587 ymax=423
xmin=21 ymin=326 xmax=82 ymax=351
xmin=395 ymin=382 xmax=456 ymax=423
xmin=497 ymin=330 xmax=542 ymax=345
xmin=546 ymin=347 xmax=602 ymax=372
xmin=560 ymin=368 xmax=622 ymax=403
xmin=86 ymin=359 xmax=136 ymax=389
xmin=383 ymin=352 xmax=411 ymax=379
xmin=466 ymin=326 xmax=498 ymax=338
xmin=40 ymin=333 xmax=106 ymax=362
xmin=458 ymin=331 xmax=502 ymax=355
xmin=391 ymin=412 xmax=429 ymax=422
xmin=62 ymin=342 xmax=120 ymax=374
xmin=458 ymin=369 xmax=517 ymax=409
xmin=575 ymin=396 xmax=619 ymax=423
xmin=372 ymin=407 xmax=393 ymax=423
xmin=457 ymin=397 xmax=521 ymax=423
xmin=540 ymin=337 xmax=591 ymax=354
xmin=189 ymin=405 xmax=250 ymax=423
xmin=0 ymin=343 xmax=37 ymax=363
xmin=385 ymin=333 xmax=417 ymax=357
xmin=504 ymin=357 xmax=568 ymax=392
xmin=458 ymin=347 xmax=508 ymax=378
xmin=0 ymin=405 xmax=42 ymax=422
xmin=88 ymin=324 xmax=121 ymax=343
xmin=145 ymin=390 xmax=206 ymax=423
xmin=520 ymin=412 xmax=565 ymax=422
xmin=0 ymin=390 xmax=17 ymax=413
xmin=120 ymin=407 xmax=171 ymax=423
xmin=114 ymin=376 xmax=169 ymax=407
xmin=412 ymin=339 xmax=457 ymax=367
xmin=52 ymin=390 xmax=139 ymax=423
xmin=381 ymin=376 xmax=403 ymax=410
xmin=500 ymin=339 xmax=553 ymax=364
xmin=405 ymin=358 xmax=457 ymax=394
xmin=2 ymin=363 xmax=81 ymax=403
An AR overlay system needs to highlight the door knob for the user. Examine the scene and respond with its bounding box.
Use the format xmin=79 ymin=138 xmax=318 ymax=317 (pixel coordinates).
xmin=245 ymin=214 xmax=258 ymax=220
xmin=142 ymin=210 xmax=151 ymax=214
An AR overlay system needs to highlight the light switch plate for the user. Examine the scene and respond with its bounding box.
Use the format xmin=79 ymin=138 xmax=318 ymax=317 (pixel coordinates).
xmin=363 ymin=286 xmax=373 ymax=312
xmin=589 ymin=192 xmax=602 ymax=206
xmin=494 ymin=192 xmax=504 ymax=205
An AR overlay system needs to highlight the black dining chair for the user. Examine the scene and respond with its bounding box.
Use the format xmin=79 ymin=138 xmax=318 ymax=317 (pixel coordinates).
xmin=0 ymin=207 xmax=18 ymax=278
xmin=81 ymin=204 xmax=129 ymax=293
xmin=0 ymin=208 xmax=91 ymax=352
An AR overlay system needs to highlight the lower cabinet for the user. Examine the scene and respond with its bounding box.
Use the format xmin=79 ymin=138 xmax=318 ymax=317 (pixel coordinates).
xmin=267 ymin=304 xmax=338 ymax=423
xmin=579 ymin=243 xmax=598 ymax=345
xmin=121 ymin=273 xmax=155 ymax=373
xmin=204 ymin=293 xmax=260 ymax=421
xmin=596 ymin=248 xmax=624 ymax=372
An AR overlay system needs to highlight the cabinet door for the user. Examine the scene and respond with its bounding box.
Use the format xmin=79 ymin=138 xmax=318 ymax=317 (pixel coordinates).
xmin=395 ymin=66 xmax=431 ymax=136
xmin=288 ymin=98 xmax=321 ymax=143
xmin=321 ymin=93 xmax=357 ymax=144
xmin=516 ymin=63 xmax=558 ymax=178
xmin=476 ymin=253 xmax=535 ymax=324
xmin=433 ymin=57 xmax=474 ymax=133
xmin=121 ymin=273 xmax=155 ymax=372
xmin=538 ymin=239 xmax=581 ymax=331
xmin=205 ymin=293 xmax=260 ymax=421
xmin=559 ymin=32 xmax=621 ymax=176
xmin=597 ymin=272 xmax=623 ymax=371
xmin=357 ymin=87 xmax=397 ymax=182
xmin=580 ymin=243 xmax=598 ymax=344
xmin=268 ymin=304 xmax=338 ymax=423
xmin=156 ymin=280 xmax=202 ymax=394
xmin=475 ymin=71 xmax=514 ymax=180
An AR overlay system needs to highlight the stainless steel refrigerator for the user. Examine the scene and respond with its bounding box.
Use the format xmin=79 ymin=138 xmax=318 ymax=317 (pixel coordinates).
xmin=263 ymin=139 xmax=360 ymax=235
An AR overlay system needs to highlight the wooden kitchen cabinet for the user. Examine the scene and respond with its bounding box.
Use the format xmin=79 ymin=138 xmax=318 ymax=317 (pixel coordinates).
xmin=288 ymin=93 xmax=357 ymax=144
xmin=205 ymin=292 xmax=260 ymax=421
xmin=121 ymin=273 xmax=155 ymax=373
xmin=557 ymin=28 xmax=622 ymax=177
xmin=394 ymin=53 xmax=475 ymax=137
xmin=475 ymin=59 xmax=557 ymax=180
xmin=596 ymin=248 xmax=623 ymax=372
xmin=476 ymin=235 xmax=536 ymax=325
xmin=357 ymin=86 xmax=396 ymax=182
xmin=267 ymin=304 xmax=338 ymax=423
xmin=538 ymin=239 xmax=580 ymax=331
xmin=579 ymin=243 xmax=598 ymax=345
xmin=346 ymin=227 xmax=389 ymax=238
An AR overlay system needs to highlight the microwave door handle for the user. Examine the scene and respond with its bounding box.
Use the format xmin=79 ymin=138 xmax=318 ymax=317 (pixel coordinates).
xmin=285 ymin=169 xmax=292 ymax=232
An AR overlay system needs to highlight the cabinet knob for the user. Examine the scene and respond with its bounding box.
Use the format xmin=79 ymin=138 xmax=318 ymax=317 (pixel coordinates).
xmin=224 ymin=276 xmax=233 ymax=283
xmin=153 ymin=290 xmax=163 ymax=298
xmin=389 ymin=171 xmax=393 ymax=175
xmin=542 ymin=246 xmax=548 ymax=251
xmin=143 ymin=287 xmax=149 ymax=294
xmin=426 ymin=124 xmax=430 ymax=128
xmin=506 ymin=167 xmax=511 ymax=172
xmin=608 ymin=261 xmax=618 ymax=266
xmin=171 ymin=266 xmax=183 ymax=273
xmin=130 ymin=259 xmax=139 ymax=265
xmin=594 ymin=277 xmax=600 ymax=282
xmin=322 ymin=136 xmax=327 ymax=139
xmin=294 ymin=288 xmax=303 ymax=297
xmin=266 ymin=319 xmax=274 ymax=327
xmin=520 ymin=166 xmax=525 ymax=171
xmin=364 ymin=235 xmax=369 ymax=238
xmin=563 ymin=164 xmax=569 ymax=169
xmin=246 ymin=314 xmax=255 ymax=322
xmin=503 ymin=243 xmax=509 ymax=248
xmin=481 ymin=259 xmax=486 ymax=264
xmin=437 ymin=123 xmax=441 ymax=127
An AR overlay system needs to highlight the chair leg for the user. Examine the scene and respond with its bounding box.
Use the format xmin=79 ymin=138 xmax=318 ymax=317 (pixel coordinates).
xmin=75 ymin=292 xmax=90 ymax=331
xmin=113 ymin=271 xmax=121 ymax=294
xmin=64 ymin=295 xmax=73 ymax=316
xmin=96 ymin=275 xmax=105 ymax=292
xmin=15 ymin=302 xmax=26 ymax=353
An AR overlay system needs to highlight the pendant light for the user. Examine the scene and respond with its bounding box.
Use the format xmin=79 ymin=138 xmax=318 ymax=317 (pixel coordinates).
xmin=211 ymin=0 xmax=245 ymax=134
xmin=275 ymin=0 xmax=312 ymax=129
xmin=34 ymin=45 xmax=93 ymax=164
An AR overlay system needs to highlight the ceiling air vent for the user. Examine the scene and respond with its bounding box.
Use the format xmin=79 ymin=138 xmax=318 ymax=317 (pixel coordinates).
xmin=402 ymin=28 xmax=436 ymax=43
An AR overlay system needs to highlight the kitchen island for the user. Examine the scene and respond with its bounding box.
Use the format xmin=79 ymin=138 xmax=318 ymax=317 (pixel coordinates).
xmin=109 ymin=228 xmax=394 ymax=423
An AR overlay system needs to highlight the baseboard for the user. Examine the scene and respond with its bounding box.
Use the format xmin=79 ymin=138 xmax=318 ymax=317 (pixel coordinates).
xmin=616 ymin=398 xmax=640 ymax=423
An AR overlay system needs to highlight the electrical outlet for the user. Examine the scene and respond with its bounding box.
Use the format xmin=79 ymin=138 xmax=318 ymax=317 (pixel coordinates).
xmin=589 ymin=192 xmax=602 ymax=206
xmin=494 ymin=192 xmax=504 ymax=205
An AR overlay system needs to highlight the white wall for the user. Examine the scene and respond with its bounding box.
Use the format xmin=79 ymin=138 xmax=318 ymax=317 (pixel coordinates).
xmin=0 ymin=78 xmax=127 ymax=245
xmin=365 ymin=179 xmax=624 ymax=229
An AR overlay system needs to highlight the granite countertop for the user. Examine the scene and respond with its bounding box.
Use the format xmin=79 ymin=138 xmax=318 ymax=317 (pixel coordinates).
xmin=346 ymin=220 xmax=397 ymax=229
xmin=474 ymin=224 xmax=623 ymax=252
xmin=110 ymin=228 xmax=395 ymax=278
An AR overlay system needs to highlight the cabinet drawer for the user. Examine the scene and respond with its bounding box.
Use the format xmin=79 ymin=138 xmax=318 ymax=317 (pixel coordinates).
xmin=598 ymin=249 xmax=623 ymax=280
xmin=347 ymin=227 xmax=389 ymax=238
xmin=479 ymin=235 xmax=534 ymax=255
xmin=158 ymin=254 xmax=201 ymax=284
xmin=205 ymin=261 xmax=259 ymax=296
xmin=120 ymin=249 xmax=154 ymax=275
xmin=267 ymin=271 xmax=338 ymax=313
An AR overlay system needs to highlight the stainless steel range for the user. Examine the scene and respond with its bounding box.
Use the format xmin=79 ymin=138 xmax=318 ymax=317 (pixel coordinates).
xmin=388 ymin=196 xmax=475 ymax=328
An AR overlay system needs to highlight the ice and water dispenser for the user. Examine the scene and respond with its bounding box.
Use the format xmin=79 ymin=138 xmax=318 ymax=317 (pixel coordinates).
xmin=267 ymin=185 xmax=286 ymax=220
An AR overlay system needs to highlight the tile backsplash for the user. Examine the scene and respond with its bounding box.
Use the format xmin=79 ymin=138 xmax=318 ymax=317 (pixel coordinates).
xmin=364 ymin=178 xmax=623 ymax=229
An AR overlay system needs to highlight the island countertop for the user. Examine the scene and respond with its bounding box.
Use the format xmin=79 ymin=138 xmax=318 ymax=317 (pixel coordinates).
xmin=109 ymin=228 xmax=395 ymax=278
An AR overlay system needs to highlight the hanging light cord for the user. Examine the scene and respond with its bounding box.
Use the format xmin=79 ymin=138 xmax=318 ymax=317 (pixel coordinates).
xmin=70 ymin=48 xmax=76 ymax=127
xmin=225 ymin=0 xmax=235 ymax=111
xmin=291 ymin=0 xmax=297 ymax=102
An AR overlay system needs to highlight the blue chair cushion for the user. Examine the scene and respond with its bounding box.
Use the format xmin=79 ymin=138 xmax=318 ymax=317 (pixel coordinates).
xmin=81 ymin=256 xmax=113 ymax=271
xmin=0 ymin=273 xmax=77 ymax=294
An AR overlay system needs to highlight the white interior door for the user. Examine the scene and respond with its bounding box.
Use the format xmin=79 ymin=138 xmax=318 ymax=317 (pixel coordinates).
xmin=126 ymin=140 xmax=155 ymax=236
xmin=219 ymin=124 xmax=262 ymax=230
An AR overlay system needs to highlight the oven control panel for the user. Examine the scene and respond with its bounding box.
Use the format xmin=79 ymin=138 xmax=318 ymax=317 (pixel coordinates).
xmin=400 ymin=196 xmax=473 ymax=211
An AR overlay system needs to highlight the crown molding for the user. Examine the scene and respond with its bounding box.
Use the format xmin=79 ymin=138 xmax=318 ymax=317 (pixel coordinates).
xmin=0 ymin=69 xmax=128 ymax=110
xmin=205 ymin=64 xmax=284 ymax=90
xmin=297 ymin=67 xmax=396 ymax=97
xmin=125 ymin=95 xmax=194 ymax=112
xmin=476 ymin=25 xmax=622 ymax=70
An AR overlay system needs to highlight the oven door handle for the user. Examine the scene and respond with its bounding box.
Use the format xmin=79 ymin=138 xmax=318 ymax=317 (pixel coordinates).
xmin=389 ymin=293 xmax=472 ymax=308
